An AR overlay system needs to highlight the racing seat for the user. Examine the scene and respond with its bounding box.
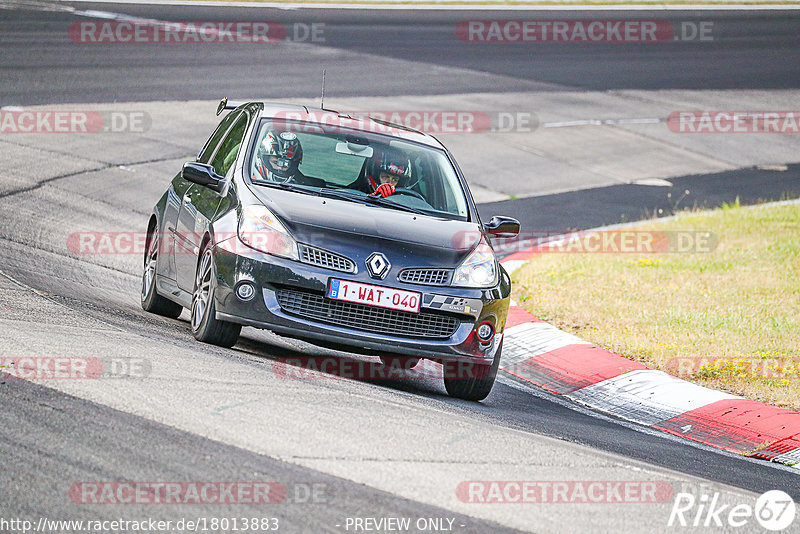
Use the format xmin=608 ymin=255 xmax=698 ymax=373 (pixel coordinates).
xmin=345 ymin=153 xmax=380 ymax=192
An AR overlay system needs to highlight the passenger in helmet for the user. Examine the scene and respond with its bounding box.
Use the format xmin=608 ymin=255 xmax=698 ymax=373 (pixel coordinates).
xmin=369 ymin=148 xmax=412 ymax=198
xmin=255 ymin=130 xmax=305 ymax=183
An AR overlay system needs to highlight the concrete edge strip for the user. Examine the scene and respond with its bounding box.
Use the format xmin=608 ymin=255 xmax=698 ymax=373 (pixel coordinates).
xmin=497 ymin=202 xmax=800 ymax=468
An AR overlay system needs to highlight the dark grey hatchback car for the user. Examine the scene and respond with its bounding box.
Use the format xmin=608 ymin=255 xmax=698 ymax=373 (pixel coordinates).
xmin=142 ymin=100 xmax=520 ymax=401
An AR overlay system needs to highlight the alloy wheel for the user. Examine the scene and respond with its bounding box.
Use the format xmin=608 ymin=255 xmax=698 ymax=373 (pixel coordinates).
xmin=191 ymin=249 xmax=213 ymax=331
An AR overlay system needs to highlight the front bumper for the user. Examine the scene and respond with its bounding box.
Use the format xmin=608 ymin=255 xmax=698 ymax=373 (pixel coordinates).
xmin=211 ymin=240 xmax=511 ymax=363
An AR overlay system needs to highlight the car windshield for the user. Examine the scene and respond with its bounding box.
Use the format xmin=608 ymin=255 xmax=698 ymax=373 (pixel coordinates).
xmin=248 ymin=118 xmax=470 ymax=221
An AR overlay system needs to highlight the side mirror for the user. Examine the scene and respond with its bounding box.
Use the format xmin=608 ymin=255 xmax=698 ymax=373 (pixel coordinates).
xmin=182 ymin=162 xmax=225 ymax=193
xmin=485 ymin=216 xmax=520 ymax=238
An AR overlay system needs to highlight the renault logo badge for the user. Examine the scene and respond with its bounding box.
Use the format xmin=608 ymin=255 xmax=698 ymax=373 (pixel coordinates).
xmin=366 ymin=253 xmax=390 ymax=279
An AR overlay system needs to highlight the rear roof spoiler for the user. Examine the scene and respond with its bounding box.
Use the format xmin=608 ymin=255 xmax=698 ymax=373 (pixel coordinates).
xmin=216 ymin=97 xmax=246 ymax=116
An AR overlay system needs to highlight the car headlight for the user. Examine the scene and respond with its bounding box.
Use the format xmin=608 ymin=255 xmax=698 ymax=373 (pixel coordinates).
xmin=451 ymin=242 xmax=498 ymax=288
xmin=238 ymin=205 xmax=298 ymax=260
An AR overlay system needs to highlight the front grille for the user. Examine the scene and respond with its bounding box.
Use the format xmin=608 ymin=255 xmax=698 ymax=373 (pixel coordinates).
xmin=298 ymin=244 xmax=356 ymax=273
xmin=398 ymin=268 xmax=453 ymax=286
xmin=275 ymin=288 xmax=460 ymax=339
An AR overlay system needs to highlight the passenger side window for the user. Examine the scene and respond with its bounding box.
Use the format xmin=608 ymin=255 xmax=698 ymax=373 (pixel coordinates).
xmin=210 ymin=114 xmax=248 ymax=177
xmin=197 ymin=111 xmax=240 ymax=164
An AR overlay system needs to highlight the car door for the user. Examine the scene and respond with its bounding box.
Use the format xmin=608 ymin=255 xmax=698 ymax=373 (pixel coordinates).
xmin=176 ymin=111 xmax=250 ymax=291
xmin=163 ymin=110 xmax=241 ymax=285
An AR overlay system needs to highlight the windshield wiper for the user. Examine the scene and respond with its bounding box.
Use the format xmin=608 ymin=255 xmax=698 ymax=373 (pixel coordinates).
xmin=316 ymin=188 xmax=376 ymax=205
xmin=317 ymin=188 xmax=427 ymax=215
xmin=359 ymin=194 xmax=429 ymax=215
xmin=253 ymin=180 xmax=317 ymax=195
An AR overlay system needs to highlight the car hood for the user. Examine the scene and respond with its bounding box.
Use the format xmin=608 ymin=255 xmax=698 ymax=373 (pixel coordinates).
xmin=248 ymin=186 xmax=482 ymax=266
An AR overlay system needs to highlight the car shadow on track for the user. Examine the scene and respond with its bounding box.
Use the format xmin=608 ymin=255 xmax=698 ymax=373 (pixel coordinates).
xmin=232 ymin=330 xmax=450 ymax=398
xmin=118 ymin=304 xmax=452 ymax=400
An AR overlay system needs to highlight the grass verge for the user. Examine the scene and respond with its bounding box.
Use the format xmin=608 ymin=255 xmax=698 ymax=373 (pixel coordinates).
xmin=512 ymin=199 xmax=800 ymax=410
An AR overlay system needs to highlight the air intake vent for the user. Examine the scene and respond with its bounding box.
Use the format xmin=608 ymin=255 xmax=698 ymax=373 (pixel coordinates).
xmin=298 ymin=244 xmax=356 ymax=273
xmin=398 ymin=268 xmax=452 ymax=286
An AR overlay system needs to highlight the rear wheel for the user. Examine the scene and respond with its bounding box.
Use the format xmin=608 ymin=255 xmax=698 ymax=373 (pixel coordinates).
xmin=141 ymin=231 xmax=183 ymax=319
xmin=443 ymin=342 xmax=501 ymax=402
xmin=191 ymin=244 xmax=241 ymax=348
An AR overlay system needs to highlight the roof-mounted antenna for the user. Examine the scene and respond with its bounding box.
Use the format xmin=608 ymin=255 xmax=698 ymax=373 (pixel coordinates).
xmin=320 ymin=69 xmax=326 ymax=110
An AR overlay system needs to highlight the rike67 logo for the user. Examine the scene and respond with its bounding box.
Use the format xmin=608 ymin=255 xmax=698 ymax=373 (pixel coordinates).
xmin=668 ymin=490 xmax=796 ymax=531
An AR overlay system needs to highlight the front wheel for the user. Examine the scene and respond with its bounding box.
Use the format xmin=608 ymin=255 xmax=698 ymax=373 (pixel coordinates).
xmin=443 ymin=341 xmax=501 ymax=402
xmin=191 ymin=245 xmax=241 ymax=348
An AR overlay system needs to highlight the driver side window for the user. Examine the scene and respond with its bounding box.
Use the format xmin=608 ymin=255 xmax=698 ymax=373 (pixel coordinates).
xmin=210 ymin=114 xmax=248 ymax=177
xmin=197 ymin=111 xmax=241 ymax=164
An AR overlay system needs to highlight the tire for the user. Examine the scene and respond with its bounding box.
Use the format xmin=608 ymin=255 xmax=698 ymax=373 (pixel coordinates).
xmin=191 ymin=244 xmax=241 ymax=348
xmin=380 ymin=356 xmax=420 ymax=370
xmin=141 ymin=230 xmax=183 ymax=319
xmin=443 ymin=341 xmax=502 ymax=402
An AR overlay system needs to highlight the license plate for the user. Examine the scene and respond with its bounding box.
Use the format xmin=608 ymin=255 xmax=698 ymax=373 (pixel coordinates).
xmin=328 ymin=279 xmax=420 ymax=314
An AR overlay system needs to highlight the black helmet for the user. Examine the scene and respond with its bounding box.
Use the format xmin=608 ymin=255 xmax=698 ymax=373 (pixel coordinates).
xmin=260 ymin=130 xmax=302 ymax=181
xmin=372 ymin=147 xmax=411 ymax=190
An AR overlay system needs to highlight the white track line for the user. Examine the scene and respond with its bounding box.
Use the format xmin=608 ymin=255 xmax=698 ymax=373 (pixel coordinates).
xmin=544 ymin=118 xmax=662 ymax=128
xmin=60 ymin=0 xmax=800 ymax=11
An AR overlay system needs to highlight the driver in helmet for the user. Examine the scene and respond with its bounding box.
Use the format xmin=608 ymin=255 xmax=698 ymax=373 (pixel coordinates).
xmin=369 ymin=148 xmax=412 ymax=198
xmin=255 ymin=130 xmax=305 ymax=183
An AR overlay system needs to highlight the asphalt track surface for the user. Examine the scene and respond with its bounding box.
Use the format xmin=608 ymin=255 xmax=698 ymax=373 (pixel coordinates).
xmin=1 ymin=3 xmax=800 ymax=533
xmin=479 ymin=164 xmax=800 ymax=237
xmin=2 ymin=5 xmax=800 ymax=104
xmin=3 ymin=3 xmax=800 ymax=226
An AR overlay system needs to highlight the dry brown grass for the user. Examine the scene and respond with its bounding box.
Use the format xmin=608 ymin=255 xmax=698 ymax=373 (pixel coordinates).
xmin=512 ymin=200 xmax=800 ymax=410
